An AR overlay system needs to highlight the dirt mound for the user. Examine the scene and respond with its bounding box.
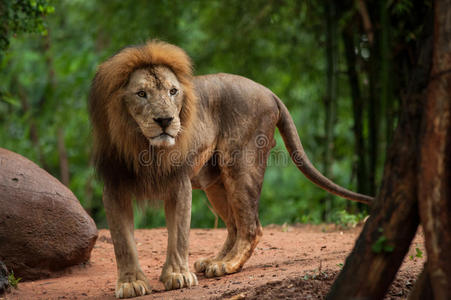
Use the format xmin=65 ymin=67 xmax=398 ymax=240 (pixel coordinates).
xmin=220 ymin=269 xmax=417 ymax=300
xmin=8 ymin=225 xmax=424 ymax=299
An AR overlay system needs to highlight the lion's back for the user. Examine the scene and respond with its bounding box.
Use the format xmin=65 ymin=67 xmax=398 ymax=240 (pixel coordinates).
xmin=193 ymin=73 xmax=280 ymax=139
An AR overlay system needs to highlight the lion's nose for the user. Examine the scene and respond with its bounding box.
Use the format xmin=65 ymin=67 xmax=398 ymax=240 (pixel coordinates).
xmin=153 ymin=117 xmax=173 ymax=129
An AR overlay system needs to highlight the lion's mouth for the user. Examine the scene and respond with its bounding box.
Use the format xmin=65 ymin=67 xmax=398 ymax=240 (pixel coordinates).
xmin=150 ymin=132 xmax=174 ymax=139
xmin=148 ymin=132 xmax=176 ymax=147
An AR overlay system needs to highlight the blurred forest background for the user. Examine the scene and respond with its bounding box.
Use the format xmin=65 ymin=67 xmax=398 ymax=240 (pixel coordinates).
xmin=0 ymin=0 xmax=428 ymax=228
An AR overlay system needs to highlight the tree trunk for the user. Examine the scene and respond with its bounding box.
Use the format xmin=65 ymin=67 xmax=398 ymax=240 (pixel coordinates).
xmin=417 ymin=0 xmax=451 ymax=297
xmin=326 ymin=13 xmax=433 ymax=299
xmin=57 ymin=128 xmax=69 ymax=186
xmin=368 ymin=45 xmax=379 ymax=196
xmin=17 ymin=87 xmax=48 ymax=170
xmin=322 ymin=0 xmax=338 ymax=220
xmin=379 ymin=0 xmax=394 ymax=149
xmin=357 ymin=0 xmax=374 ymax=45
xmin=361 ymin=0 xmax=380 ymax=197
xmin=408 ymin=265 xmax=434 ymax=300
xmin=43 ymin=30 xmax=70 ymax=185
xmin=343 ymin=24 xmax=368 ymax=196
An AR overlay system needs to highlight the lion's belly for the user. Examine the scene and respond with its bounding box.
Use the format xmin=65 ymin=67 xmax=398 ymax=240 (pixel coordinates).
xmin=191 ymin=162 xmax=220 ymax=190
xmin=190 ymin=143 xmax=220 ymax=190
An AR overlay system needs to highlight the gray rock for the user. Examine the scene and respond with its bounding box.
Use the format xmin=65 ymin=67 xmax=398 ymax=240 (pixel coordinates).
xmin=0 ymin=148 xmax=98 ymax=280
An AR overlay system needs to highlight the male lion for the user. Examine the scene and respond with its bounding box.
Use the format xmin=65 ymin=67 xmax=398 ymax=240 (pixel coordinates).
xmin=89 ymin=41 xmax=372 ymax=298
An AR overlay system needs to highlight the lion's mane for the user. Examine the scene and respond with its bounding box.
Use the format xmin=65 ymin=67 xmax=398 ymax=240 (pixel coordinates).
xmin=89 ymin=41 xmax=197 ymax=200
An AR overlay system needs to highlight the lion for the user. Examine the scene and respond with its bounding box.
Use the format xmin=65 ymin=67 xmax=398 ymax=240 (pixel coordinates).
xmin=89 ymin=40 xmax=373 ymax=298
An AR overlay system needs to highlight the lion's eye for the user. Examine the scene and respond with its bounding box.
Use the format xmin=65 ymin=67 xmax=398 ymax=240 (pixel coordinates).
xmin=169 ymin=88 xmax=178 ymax=96
xmin=137 ymin=91 xmax=147 ymax=98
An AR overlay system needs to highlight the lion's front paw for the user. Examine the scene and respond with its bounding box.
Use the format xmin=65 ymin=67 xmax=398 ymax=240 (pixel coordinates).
xmin=115 ymin=272 xmax=151 ymax=299
xmin=161 ymin=271 xmax=198 ymax=290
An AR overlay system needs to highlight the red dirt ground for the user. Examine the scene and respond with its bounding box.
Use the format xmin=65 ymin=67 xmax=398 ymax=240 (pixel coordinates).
xmin=6 ymin=224 xmax=424 ymax=299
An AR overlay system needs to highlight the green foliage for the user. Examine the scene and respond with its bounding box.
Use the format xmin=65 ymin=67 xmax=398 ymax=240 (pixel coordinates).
xmin=415 ymin=247 xmax=423 ymax=258
xmin=302 ymin=268 xmax=329 ymax=281
xmin=371 ymin=228 xmax=395 ymax=254
xmin=409 ymin=246 xmax=424 ymax=260
xmin=331 ymin=210 xmax=367 ymax=229
xmin=8 ymin=270 xmax=21 ymax=289
xmin=0 ymin=0 xmax=54 ymax=52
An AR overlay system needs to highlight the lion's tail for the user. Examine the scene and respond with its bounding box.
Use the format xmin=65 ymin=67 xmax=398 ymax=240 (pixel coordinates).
xmin=274 ymin=95 xmax=374 ymax=205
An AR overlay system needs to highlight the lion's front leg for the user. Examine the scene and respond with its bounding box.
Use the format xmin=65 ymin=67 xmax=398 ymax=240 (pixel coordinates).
xmin=103 ymin=187 xmax=151 ymax=298
xmin=160 ymin=179 xmax=198 ymax=290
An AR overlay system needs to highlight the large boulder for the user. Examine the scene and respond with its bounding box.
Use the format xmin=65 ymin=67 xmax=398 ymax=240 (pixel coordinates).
xmin=0 ymin=148 xmax=98 ymax=280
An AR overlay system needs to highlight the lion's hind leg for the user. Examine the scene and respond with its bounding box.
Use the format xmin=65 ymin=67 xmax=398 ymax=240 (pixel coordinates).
xmin=194 ymin=181 xmax=237 ymax=273
xmin=195 ymin=170 xmax=264 ymax=278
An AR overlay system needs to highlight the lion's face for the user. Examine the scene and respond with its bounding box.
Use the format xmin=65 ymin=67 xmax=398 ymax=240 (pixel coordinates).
xmin=124 ymin=66 xmax=184 ymax=147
